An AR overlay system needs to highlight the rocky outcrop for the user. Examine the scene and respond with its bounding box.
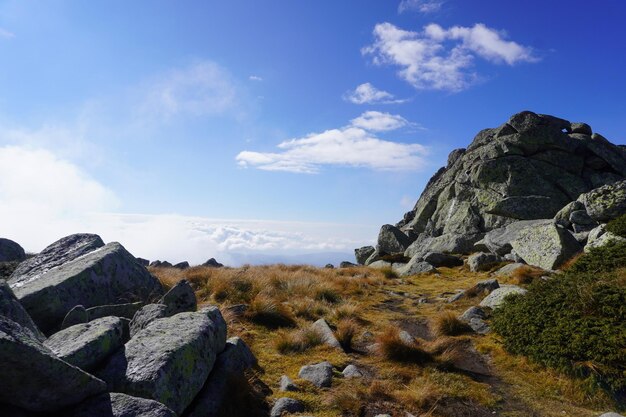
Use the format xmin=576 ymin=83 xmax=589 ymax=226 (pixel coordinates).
xmin=159 ymin=279 xmax=197 ymax=316
xmin=70 ymin=392 xmax=176 ymax=417
xmin=361 ymin=112 xmax=626 ymax=271
xmin=129 ymin=304 xmax=169 ymax=337
xmin=11 ymin=241 xmax=163 ymax=333
xmin=0 ymin=280 xmax=45 ymax=341
xmin=0 ymin=316 xmax=106 ymax=412
xmin=0 ymin=238 xmax=26 ymax=262
xmin=510 ymin=222 xmax=581 ymax=270
xmin=97 ymin=309 xmax=227 ymax=415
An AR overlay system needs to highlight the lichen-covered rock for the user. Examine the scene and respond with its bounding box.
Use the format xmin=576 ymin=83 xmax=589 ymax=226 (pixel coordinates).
xmin=398 ymin=256 xmax=437 ymax=277
xmin=270 ymin=398 xmax=305 ymax=417
xmin=467 ymin=252 xmax=502 ymax=272
xmin=97 ymin=309 xmax=227 ymax=415
xmin=0 ymin=280 xmax=45 ymax=341
xmin=479 ymin=285 xmax=527 ymax=310
xmin=365 ymin=112 xmax=626 ymax=259
xmin=10 ymin=233 xmax=104 ymax=288
xmin=184 ymin=337 xmax=256 ymax=417
xmin=129 ymin=304 xmax=169 ymax=337
xmin=578 ymin=179 xmax=626 ymax=222
xmin=61 ymin=305 xmax=88 ymax=329
xmin=86 ymin=302 xmax=144 ymax=321
xmin=298 ymin=361 xmax=333 ymax=388
xmin=159 ymin=279 xmax=197 ymax=316
xmin=355 ymin=246 xmax=376 ymax=265
xmin=311 ymin=318 xmax=341 ymax=349
xmin=0 ymin=238 xmax=26 ymax=262
xmin=377 ymin=224 xmax=411 ymax=255
xmin=511 ymin=222 xmax=582 ymax=270
xmin=11 ymin=242 xmax=164 ymax=333
xmin=44 ymin=316 xmax=124 ymax=372
xmin=70 ymin=392 xmax=176 ymax=417
xmin=0 ymin=316 xmax=106 ymax=412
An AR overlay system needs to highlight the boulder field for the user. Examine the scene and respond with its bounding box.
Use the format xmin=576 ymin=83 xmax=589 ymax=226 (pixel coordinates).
xmin=0 ymin=234 xmax=256 ymax=417
xmin=355 ymin=111 xmax=626 ymax=272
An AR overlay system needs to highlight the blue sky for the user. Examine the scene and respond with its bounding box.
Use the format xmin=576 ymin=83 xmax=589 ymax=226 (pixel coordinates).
xmin=0 ymin=0 xmax=625 ymax=264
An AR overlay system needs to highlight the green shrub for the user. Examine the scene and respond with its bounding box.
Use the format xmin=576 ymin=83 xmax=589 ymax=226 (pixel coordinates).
xmin=568 ymin=240 xmax=626 ymax=274
xmin=606 ymin=213 xmax=626 ymax=238
xmin=492 ymin=271 xmax=626 ymax=396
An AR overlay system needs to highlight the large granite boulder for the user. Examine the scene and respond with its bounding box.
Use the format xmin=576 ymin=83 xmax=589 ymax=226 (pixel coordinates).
xmin=577 ymin=179 xmax=626 ymax=223
xmin=70 ymin=392 xmax=176 ymax=417
xmin=0 ymin=316 xmax=106 ymax=412
xmin=0 ymin=238 xmax=26 ymax=262
xmin=97 ymin=308 xmax=227 ymax=415
xmin=86 ymin=302 xmax=144 ymax=321
xmin=44 ymin=316 xmax=124 ymax=372
xmin=129 ymin=303 xmax=169 ymax=338
xmin=377 ymin=224 xmax=411 ymax=255
xmin=10 ymin=242 xmax=163 ymax=333
xmin=185 ymin=337 xmax=257 ymax=417
xmin=159 ymin=279 xmax=197 ymax=316
xmin=0 ymin=280 xmax=45 ymax=341
xmin=480 ymin=285 xmax=527 ymax=310
xmin=10 ymin=233 xmax=105 ymax=287
xmin=364 ymin=112 xmax=626 ymax=258
xmin=355 ymin=246 xmax=376 ymax=265
xmin=510 ymin=222 xmax=582 ymax=270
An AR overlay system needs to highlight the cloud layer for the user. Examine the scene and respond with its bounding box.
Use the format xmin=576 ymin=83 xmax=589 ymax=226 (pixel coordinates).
xmin=236 ymin=111 xmax=427 ymax=173
xmin=343 ymin=83 xmax=406 ymax=105
xmin=398 ymin=0 xmax=445 ymax=14
xmin=363 ymin=22 xmax=537 ymax=91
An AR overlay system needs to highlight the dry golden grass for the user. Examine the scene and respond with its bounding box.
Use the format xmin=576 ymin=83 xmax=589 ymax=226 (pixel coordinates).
xmin=508 ymin=265 xmax=546 ymax=285
xmin=149 ymin=263 xmax=617 ymax=417
xmin=431 ymin=311 xmax=472 ymax=337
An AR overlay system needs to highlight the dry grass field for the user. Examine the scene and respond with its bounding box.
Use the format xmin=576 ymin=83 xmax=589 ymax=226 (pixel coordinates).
xmin=151 ymin=263 xmax=615 ymax=417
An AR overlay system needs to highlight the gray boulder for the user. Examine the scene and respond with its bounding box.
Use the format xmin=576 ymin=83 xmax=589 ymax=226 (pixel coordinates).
xmin=368 ymin=260 xmax=392 ymax=269
xmin=459 ymin=306 xmax=490 ymax=334
xmin=342 ymin=364 xmax=363 ymax=378
xmin=422 ymin=252 xmax=463 ymax=268
xmin=184 ymin=337 xmax=256 ymax=417
xmin=355 ymin=246 xmax=376 ymax=265
xmin=159 ymin=279 xmax=197 ymax=315
xmin=61 ymin=305 xmax=88 ymax=329
xmin=554 ymin=200 xmax=585 ymax=228
xmin=129 ymin=303 xmax=168 ymax=337
xmin=0 ymin=316 xmax=106 ymax=412
xmin=97 ymin=309 xmax=227 ymax=415
xmin=578 ymin=179 xmax=626 ymax=222
xmin=270 ymin=398 xmax=305 ymax=417
xmin=70 ymin=392 xmax=176 ymax=417
xmin=86 ymin=302 xmax=144 ymax=321
xmin=339 ymin=261 xmax=357 ymax=268
xmin=468 ymin=252 xmax=502 ymax=272
xmin=279 ymin=375 xmax=298 ymax=392
xmin=570 ymin=122 xmax=592 ymax=135
xmin=11 ymin=242 xmax=164 ymax=333
xmin=476 ymin=220 xmax=551 ymax=256
xmin=493 ymin=263 xmax=527 ymax=277
xmin=599 ymin=413 xmax=624 ymax=417
xmin=397 ymin=255 xmax=437 ymax=277
xmin=0 ymin=238 xmax=26 ymax=262
xmin=311 ymin=318 xmax=341 ymax=349
xmin=298 ymin=361 xmax=333 ymax=388
xmin=44 ymin=316 xmax=124 ymax=372
xmin=173 ymin=261 xmax=190 ymax=269
xmin=377 ymin=224 xmax=411 ymax=254
xmin=202 ymin=258 xmax=224 ymax=268
xmin=511 ymin=222 xmax=581 ymax=270
xmin=471 ymin=279 xmax=500 ymax=294
xmin=0 ymin=280 xmax=45 ymax=341
xmin=10 ymin=233 xmax=104 ymax=287
xmin=479 ymin=285 xmax=527 ymax=310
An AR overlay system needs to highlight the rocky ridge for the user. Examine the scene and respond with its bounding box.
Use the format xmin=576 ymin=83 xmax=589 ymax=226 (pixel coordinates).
xmin=355 ymin=111 xmax=626 ymax=272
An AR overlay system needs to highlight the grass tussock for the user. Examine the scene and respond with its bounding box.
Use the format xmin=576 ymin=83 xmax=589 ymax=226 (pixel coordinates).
xmin=274 ymin=327 xmax=323 ymax=354
xmin=509 ymin=264 xmax=546 ymax=285
xmin=431 ymin=311 xmax=472 ymax=337
xmin=245 ymin=294 xmax=296 ymax=329
xmin=380 ymin=267 xmax=399 ymax=279
xmin=377 ymin=328 xmax=432 ymax=364
xmin=336 ymin=319 xmax=360 ymax=352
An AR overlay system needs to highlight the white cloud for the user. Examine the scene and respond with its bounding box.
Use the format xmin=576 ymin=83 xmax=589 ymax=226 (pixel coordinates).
xmin=249 ymin=75 xmax=263 ymax=81
xmin=362 ymin=22 xmax=537 ymax=92
xmin=236 ymin=111 xmax=427 ymax=173
xmin=139 ymin=61 xmax=238 ymax=119
xmin=343 ymin=83 xmax=407 ymax=105
xmin=0 ymin=28 xmax=15 ymax=39
xmin=398 ymin=0 xmax=445 ymax=14
xmin=350 ymin=111 xmax=408 ymax=132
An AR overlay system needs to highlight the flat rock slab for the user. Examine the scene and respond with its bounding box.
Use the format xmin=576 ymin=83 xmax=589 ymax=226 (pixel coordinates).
xmin=70 ymin=392 xmax=176 ymax=417
xmin=480 ymin=285 xmax=527 ymax=310
xmin=10 ymin=233 xmax=104 ymax=288
xmin=44 ymin=316 xmax=124 ymax=372
xmin=98 ymin=310 xmax=227 ymax=415
xmin=298 ymin=361 xmax=333 ymax=388
xmin=0 ymin=280 xmax=45 ymax=341
xmin=0 ymin=316 xmax=106 ymax=412
xmin=12 ymin=242 xmax=163 ymax=333
xmin=511 ymin=222 xmax=581 ymax=270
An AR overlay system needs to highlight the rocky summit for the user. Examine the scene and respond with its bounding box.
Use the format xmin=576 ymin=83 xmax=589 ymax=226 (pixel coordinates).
xmin=357 ymin=111 xmax=626 ymax=272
